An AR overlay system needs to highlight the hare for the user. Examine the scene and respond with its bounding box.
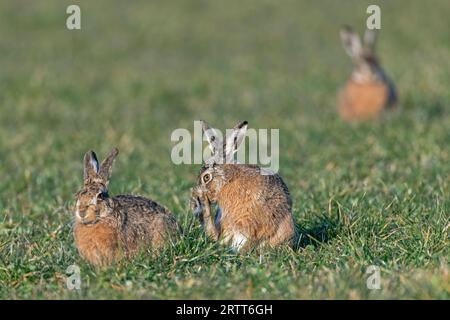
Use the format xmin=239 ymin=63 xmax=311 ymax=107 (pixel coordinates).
xmin=73 ymin=148 xmax=179 ymax=267
xmin=190 ymin=120 xmax=297 ymax=252
xmin=337 ymin=25 xmax=397 ymax=122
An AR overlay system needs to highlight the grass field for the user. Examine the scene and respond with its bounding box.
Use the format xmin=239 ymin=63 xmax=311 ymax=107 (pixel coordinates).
xmin=0 ymin=0 xmax=449 ymax=299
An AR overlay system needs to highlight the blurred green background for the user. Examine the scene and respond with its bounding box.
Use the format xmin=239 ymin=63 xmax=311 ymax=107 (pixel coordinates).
xmin=0 ymin=0 xmax=448 ymax=299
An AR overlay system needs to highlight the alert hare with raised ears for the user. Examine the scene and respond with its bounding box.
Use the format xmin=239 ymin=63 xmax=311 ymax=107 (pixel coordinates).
xmin=338 ymin=25 xmax=397 ymax=121
xmin=190 ymin=120 xmax=297 ymax=252
xmin=73 ymin=148 xmax=179 ymax=267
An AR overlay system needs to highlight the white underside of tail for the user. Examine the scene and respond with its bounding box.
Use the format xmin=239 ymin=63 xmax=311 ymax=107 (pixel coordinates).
xmin=222 ymin=231 xmax=248 ymax=252
xmin=231 ymin=232 xmax=248 ymax=250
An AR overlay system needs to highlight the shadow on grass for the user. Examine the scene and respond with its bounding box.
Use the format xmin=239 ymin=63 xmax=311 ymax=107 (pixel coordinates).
xmin=293 ymin=214 xmax=340 ymax=251
xmin=404 ymin=95 xmax=447 ymax=121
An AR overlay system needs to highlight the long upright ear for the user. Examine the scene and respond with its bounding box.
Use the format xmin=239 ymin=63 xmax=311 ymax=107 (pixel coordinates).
xmin=340 ymin=25 xmax=363 ymax=59
xmin=201 ymin=120 xmax=223 ymax=161
xmin=364 ymin=28 xmax=378 ymax=53
xmin=224 ymin=121 xmax=248 ymax=163
xmin=84 ymin=150 xmax=99 ymax=182
xmin=99 ymin=147 xmax=119 ymax=185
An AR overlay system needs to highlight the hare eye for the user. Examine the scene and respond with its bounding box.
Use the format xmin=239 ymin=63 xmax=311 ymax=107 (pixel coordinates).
xmin=202 ymin=173 xmax=212 ymax=184
xmin=96 ymin=191 xmax=107 ymax=201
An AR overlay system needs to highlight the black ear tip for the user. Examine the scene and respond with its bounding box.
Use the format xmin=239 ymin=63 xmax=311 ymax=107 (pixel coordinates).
xmin=340 ymin=25 xmax=354 ymax=35
xmin=112 ymin=147 xmax=119 ymax=155
xmin=85 ymin=150 xmax=97 ymax=159
xmin=341 ymin=25 xmax=352 ymax=31
xmin=200 ymin=120 xmax=211 ymax=131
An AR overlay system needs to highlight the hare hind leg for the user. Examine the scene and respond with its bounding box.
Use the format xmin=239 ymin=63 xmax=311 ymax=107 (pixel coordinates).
xmin=268 ymin=215 xmax=297 ymax=248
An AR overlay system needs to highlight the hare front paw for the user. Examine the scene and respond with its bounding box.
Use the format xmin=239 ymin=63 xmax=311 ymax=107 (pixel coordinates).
xmin=190 ymin=186 xmax=204 ymax=216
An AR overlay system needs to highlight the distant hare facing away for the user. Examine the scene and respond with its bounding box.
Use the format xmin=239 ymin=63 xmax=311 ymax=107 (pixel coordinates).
xmin=190 ymin=120 xmax=298 ymax=252
xmin=74 ymin=148 xmax=179 ymax=267
xmin=338 ymin=25 xmax=397 ymax=122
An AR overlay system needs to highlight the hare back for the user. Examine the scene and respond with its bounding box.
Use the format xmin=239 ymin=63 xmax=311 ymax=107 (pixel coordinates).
xmin=217 ymin=165 xmax=294 ymax=246
xmin=338 ymin=80 xmax=394 ymax=121
xmin=113 ymin=195 xmax=179 ymax=252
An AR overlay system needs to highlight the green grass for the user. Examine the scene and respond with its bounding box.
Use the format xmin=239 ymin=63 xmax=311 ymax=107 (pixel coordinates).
xmin=0 ymin=0 xmax=449 ymax=299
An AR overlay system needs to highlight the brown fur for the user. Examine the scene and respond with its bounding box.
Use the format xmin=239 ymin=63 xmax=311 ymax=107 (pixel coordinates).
xmin=74 ymin=217 xmax=120 ymax=267
xmin=219 ymin=165 xmax=294 ymax=244
xmin=338 ymin=80 xmax=390 ymax=121
xmin=73 ymin=148 xmax=179 ymax=267
xmin=191 ymin=121 xmax=297 ymax=252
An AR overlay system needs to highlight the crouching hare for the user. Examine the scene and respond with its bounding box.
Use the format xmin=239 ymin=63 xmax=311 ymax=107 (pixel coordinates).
xmin=74 ymin=148 xmax=179 ymax=267
xmin=190 ymin=120 xmax=297 ymax=252
xmin=337 ymin=25 xmax=397 ymax=122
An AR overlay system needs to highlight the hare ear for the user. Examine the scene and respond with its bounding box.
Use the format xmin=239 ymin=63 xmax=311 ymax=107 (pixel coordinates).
xmin=201 ymin=120 xmax=223 ymax=160
xmin=84 ymin=150 xmax=99 ymax=181
xmin=364 ymin=28 xmax=378 ymax=52
xmin=340 ymin=25 xmax=363 ymax=59
xmin=99 ymin=147 xmax=119 ymax=185
xmin=224 ymin=121 xmax=248 ymax=163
